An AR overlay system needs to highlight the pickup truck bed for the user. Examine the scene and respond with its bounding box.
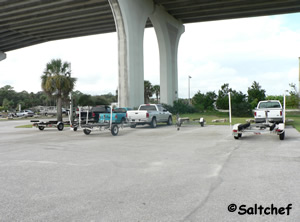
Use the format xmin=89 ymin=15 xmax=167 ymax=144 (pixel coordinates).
xmin=98 ymin=108 xmax=129 ymax=124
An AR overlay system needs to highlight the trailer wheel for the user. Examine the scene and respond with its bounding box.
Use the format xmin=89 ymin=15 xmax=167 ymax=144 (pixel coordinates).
xmin=38 ymin=126 xmax=44 ymax=131
xmin=83 ymin=129 xmax=91 ymax=135
xmin=111 ymin=124 xmax=119 ymax=136
xmin=200 ymin=122 xmax=204 ymax=127
xmin=150 ymin=117 xmax=157 ymax=128
xmin=167 ymin=116 xmax=173 ymax=125
xmin=234 ymin=135 xmax=239 ymax=139
xmin=57 ymin=122 xmax=64 ymax=131
xmin=279 ymin=132 xmax=285 ymax=140
xmin=73 ymin=127 xmax=78 ymax=131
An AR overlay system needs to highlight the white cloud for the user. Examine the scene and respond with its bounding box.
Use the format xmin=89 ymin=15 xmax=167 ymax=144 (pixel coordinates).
xmin=177 ymin=15 xmax=300 ymax=97
xmin=0 ymin=33 xmax=119 ymax=94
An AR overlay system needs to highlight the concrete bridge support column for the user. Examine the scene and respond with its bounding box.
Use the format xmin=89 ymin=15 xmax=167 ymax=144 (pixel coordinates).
xmin=150 ymin=6 xmax=185 ymax=105
xmin=0 ymin=51 xmax=6 ymax=61
xmin=109 ymin=0 xmax=154 ymax=108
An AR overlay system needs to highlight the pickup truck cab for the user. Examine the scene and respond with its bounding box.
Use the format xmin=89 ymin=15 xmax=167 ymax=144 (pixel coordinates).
xmin=127 ymin=104 xmax=172 ymax=128
xmin=254 ymin=100 xmax=283 ymax=123
xmin=98 ymin=107 xmax=131 ymax=124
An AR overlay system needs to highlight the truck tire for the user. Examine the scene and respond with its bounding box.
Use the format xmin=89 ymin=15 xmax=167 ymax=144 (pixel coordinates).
xmin=111 ymin=124 xmax=119 ymax=136
xmin=130 ymin=124 xmax=136 ymax=128
xmin=38 ymin=126 xmax=45 ymax=131
xmin=167 ymin=116 xmax=173 ymax=125
xmin=150 ymin=117 xmax=157 ymax=128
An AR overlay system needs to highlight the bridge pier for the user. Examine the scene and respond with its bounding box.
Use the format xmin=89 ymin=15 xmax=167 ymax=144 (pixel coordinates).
xmin=109 ymin=0 xmax=154 ymax=108
xmin=0 ymin=51 xmax=6 ymax=61
xmin=109 ymin=0 xmax=184 ymax=108
xmin=150 ymin=6 xmax=184 ymax=105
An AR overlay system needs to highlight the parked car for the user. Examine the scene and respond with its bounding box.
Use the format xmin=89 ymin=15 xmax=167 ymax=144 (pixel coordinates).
xmin=126 ymin=104 xmax=172 ymax=128
xmin=16 ymin=110 xmax=35 ymax=117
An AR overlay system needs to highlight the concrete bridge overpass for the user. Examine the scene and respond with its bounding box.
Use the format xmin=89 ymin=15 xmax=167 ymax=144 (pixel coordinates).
xmin=1 ymin=0 xmax=300 ymax=107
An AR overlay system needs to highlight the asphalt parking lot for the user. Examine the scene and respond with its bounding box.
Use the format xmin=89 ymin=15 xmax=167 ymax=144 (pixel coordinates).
xmin=0 ymin=120 xmax=299 ymax=222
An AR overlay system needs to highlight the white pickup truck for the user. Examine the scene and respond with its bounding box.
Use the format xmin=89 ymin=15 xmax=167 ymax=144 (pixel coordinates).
xmin=126 ymin=104 xmax=172 ymax=128
xmin=254 ymin=100 xmax=283 ymax=123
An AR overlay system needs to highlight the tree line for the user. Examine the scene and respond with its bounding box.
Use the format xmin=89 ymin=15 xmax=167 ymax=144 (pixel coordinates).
xmin=1 ymin=57 xmax=299 ymax=119
xmin=1 ymin=80 xmax=299 ymax=118
xmin=162 ymin=81 xmax=299 ymax=116
xmin=0 ymin=85 xmax=117 ymax=111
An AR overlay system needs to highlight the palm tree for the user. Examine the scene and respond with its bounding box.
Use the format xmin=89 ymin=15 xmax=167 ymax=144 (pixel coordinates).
xmin=41 ymin=59 xmax=76 ymax=121
xmin=153 ymin=85 xmax=160 ymax=103
xmin=144 ymin=80 xmax=154 ymax=104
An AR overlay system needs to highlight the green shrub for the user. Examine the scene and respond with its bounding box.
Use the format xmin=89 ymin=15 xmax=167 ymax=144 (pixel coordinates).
xmin=162 ymin=99 xmax=197 ymax=114
xmin=192 ymin=91 xmax=216 ymax=112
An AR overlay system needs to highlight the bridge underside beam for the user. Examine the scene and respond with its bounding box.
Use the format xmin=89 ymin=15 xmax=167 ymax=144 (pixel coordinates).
xmin=0 ymin=51 xmax=6 ymax=61
xmin=2 ymin=0 xmax=300 ymax=52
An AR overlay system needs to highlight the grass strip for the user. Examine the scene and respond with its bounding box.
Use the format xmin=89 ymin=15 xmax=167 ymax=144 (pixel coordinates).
xmin=15 ymin=125 xmax=33 ymax=128
xmin=175 ymin=111 xmax=300 ymax=132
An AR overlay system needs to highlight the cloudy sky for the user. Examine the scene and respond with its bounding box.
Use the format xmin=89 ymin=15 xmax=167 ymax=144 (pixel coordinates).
xmin=1 ymin=12 xmax=300 ymax=98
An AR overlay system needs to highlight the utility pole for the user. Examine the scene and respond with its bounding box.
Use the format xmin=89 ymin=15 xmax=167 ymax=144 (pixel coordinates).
xmin=298 ymin=57 xmax=300 ymax=108
xmin=298 ymin=57 xmax=300 ymax=97
xmin=188 ymin=75 xmax=192 ymax=104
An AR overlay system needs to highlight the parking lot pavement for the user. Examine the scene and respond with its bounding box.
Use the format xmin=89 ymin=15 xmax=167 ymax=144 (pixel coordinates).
xmin=0 ymin=120 xmax=299 ymax=222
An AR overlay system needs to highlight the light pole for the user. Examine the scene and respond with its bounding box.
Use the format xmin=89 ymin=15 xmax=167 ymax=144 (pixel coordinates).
xmin=188 ymin=75 xmax=192 ymax=104
xmin=228 ymin=92 xmax=232 ymax=128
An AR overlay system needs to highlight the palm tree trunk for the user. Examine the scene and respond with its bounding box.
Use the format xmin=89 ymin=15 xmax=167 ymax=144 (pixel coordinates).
xmin=57 ymin=96 xmax=63 ymax=122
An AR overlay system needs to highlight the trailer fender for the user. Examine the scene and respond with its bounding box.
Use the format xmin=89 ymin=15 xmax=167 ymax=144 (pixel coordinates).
xmin=232 ymin=124 xmax=240 ymax=132
xmin=199 ymin=118 xmax=205 ymax=127
xmin=232 ymin=123 xmax=241 ymax=138
xmin=278 ymin=123 xmax=285 ymax=131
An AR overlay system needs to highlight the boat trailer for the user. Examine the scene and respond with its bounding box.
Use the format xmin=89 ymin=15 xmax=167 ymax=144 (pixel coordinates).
xmin=232 ymin=110 xmax=285 ymax=140
xmin=175 ymin=114 xmax=205 ymax=131
xmin=31 ymin=120 xmax=67 ymax=131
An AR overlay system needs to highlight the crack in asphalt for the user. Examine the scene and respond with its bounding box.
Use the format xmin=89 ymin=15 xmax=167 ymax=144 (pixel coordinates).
xmin=180 ymin=143 xmax=241 ymax=222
